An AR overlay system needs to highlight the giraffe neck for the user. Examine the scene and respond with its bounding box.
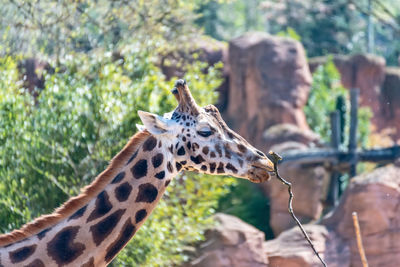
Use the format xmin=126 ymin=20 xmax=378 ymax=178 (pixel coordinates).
xmin=0 ymin=134 xmax=179 ymax=266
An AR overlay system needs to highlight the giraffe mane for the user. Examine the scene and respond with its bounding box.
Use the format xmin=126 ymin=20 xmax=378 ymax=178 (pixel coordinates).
xmin=0 ymin=130 xmax=151 ymax=247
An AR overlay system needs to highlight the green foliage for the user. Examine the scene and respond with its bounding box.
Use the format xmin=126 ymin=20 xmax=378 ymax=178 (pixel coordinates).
xmin=0 ymin=51 xmax=230 ymax=266
xmin=195 ymin=0 xmax=264 ymax=40
xmin=0 ymin=0 xmax=207 ymax=58
xmin=217 ymin=179 xmax=274 ymax=239
xmin=305 ymin=58 xmax=347 ymax=143
xmin=276 ymin=27 xmax=301 ymax=42
xmin=195 ymin=0 xmax=400 ymax=64
xmin=305 ymin=58 xmax=372 ymax=148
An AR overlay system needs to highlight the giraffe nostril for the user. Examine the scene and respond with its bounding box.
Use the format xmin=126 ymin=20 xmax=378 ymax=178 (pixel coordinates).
xmin=255 ymin=150 xmax=265 ymax=157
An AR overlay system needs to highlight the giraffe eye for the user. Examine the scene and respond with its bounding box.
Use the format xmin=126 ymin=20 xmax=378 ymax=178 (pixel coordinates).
xmin=197 ymin=130 xmax=213 ymax=137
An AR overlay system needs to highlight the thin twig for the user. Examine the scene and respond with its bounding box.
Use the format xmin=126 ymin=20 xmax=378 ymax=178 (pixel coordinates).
xmin=268 ymin=151 xmax=328 ymax=267
xmin=352 ymin=212 xmax=369 ymax=267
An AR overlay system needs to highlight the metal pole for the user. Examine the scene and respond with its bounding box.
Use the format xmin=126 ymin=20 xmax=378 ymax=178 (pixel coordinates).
xmin=327 ymin=111 xmax=341 ymax=206
xmin=349 ymin=89 xmax=359 ymax=178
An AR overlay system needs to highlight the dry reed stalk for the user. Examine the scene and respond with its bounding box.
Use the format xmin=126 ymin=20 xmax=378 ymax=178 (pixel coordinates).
xmin=268 ymin=151 xmax=327 ymax=267
xmin=352 ymin=212 xmax=369 ymax=267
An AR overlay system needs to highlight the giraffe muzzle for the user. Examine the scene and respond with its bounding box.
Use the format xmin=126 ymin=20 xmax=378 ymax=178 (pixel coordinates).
xmin=249 ymin=158 xmax=275 ymax=183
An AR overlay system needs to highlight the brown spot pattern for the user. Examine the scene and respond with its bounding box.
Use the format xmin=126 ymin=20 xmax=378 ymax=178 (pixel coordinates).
xmin=115 ymin=182 xmax=133 ymax=202
xmin=176 ymin=162 xmax=182 ymax=171
xmin=135 ymin=209 xmax=147 ymax=223
xmin=152 ymin=153 xmax=164 ymax=168
xmin=167 ymin=162 xmax=173 ymax=173
xmin=226 ymin=163 xmax=238 ymax=173
xmin=135 ymin=183 xmax=158 ymax=203
xmin=90 ymin=209 xmax=126 ymax=246
xmin=192 ymin=143 xmax=199 ymax=152
xmin=131 ymin=159 xmax=148 ymax=179
xmin=224 ymin=144 xmax=232 ymax=159
xmin=24 ymin=259 xmax=45 ymax=267
xmin=105 ymin=219 xmax=136 ymax=263
xmin=217 ymin=163 xmax=225 ymax=173
xmin=177 ymin=146 xmax=185 ymax=156
xmin=237 ymin=144 xmax=247 ymax=154
xmin=47 ymin=226 xmax=85 ymax=266
xmin=9 ymin=244 xmax=37 ymax=263
xmin=37 ymin=227 xmax=51 ymax=240
xmin=155 ymin=171 xmax=165 ymax=179
xmin=215 ymin=144 xmax=223 ymax=157
xmin=143 ymin=136 xmax=157 ymax=151
xmin=209 ymin=163 xmax=216 ymax=173
xmin=111 ymin=172 xmax=125 ymax=184
xmin=190 ymin=155 xmax=205 ymax=164
xmin=68 ymin=205 xmax=87 ymax=221
xmin=87 ymin=191 xmax=112 ymax=222
xmin=202 ymin=146 xmax=209 ymax=155
xmin=126 ymin=150 xmax=138 ymax=165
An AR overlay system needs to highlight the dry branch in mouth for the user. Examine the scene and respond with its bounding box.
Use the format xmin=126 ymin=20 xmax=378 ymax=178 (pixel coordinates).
xmin=268 ymin=151 xmax=328 ymax=267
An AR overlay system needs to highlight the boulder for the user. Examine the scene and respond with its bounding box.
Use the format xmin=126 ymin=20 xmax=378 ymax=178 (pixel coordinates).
xmin=323 ymin=165 xmax=400 ymax=267
xmin=225 ymin=32 xmax=312 ymax=151
xmin=262 ymin=123 xmax=322 ymax=149
xmin=185 ymin=213 xmax=269 ymax=267
xmin=260 ymin=141 xmax=329 ymax=235
xmin=265 ymin=224 xmax=350 ymax=267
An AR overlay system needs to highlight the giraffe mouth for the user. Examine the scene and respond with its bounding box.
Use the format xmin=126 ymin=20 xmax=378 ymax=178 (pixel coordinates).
xmin=248 ymin=165 xmax=275 ymax=183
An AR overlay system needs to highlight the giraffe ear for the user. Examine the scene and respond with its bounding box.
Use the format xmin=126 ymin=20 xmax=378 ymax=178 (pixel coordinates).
xmin=136 ymin=124 xmax=146 ymax=131
xmin=138 ymin=110 xmax=172 ymax=135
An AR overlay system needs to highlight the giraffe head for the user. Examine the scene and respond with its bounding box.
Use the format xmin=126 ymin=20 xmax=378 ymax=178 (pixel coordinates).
xmin=138 ymin=79 xmax=274 ymax=183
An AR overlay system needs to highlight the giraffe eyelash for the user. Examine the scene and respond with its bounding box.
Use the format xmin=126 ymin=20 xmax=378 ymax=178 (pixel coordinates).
xmin=197 ymin=130 xmax=213 ymax=137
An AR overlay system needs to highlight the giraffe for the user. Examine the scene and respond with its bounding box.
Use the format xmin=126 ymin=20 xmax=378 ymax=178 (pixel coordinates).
xmin=0 ymin=79 xmax=274 ymax=266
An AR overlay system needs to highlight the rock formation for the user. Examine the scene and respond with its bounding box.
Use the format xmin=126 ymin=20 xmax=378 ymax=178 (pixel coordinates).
xmin=186 ymin=165 xmax=400 ymax=267
xmin=185 ymin=213 xmax=269 ymax=267
xmin=225 ymin=32 xmax=312 ymax=151
xmin=265 ymin=224 xmax=350 ymax=267
xmin=323 ymin=164 xmax=400 ymax=267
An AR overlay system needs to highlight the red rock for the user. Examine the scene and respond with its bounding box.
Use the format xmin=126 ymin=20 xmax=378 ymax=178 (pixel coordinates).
xmin=265 ymin=224 xmax=350 ymax=267
xmin=323 ymin=165 xmax=400 ymax=267
xmin=185 ymin=213 xmax=269 ymax=267
xmin=225 ymin=32 xmax=312 ymax=151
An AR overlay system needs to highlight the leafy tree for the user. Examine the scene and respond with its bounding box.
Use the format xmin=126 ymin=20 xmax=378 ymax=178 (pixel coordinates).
xmin=0 ymin=0 xmax=203 ymax=58
xmin=304 ymin=58 xmax=371 ymax=148
xmin=194 ymin=0 xmax=400 ymax=64
xmin=217 ymin=179 xmax=274 ymax=239
xmin=0 ymin=51 xmax=231 ymax=266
